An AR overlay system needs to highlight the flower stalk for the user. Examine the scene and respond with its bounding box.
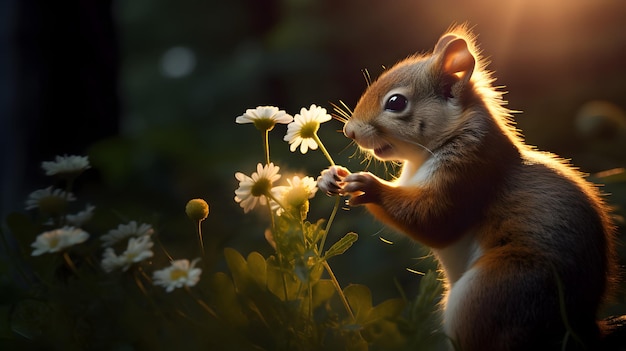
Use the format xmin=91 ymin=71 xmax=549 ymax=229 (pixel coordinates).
xmin=263 ymin=129 xmax=271 ymax=165
xmin=312 ymin=133 xmax=335 ymax=166
xmin=319 ymin=196 xmax=340 ymax=252
xmin=323 ymin=261 xmax=355 ymax=321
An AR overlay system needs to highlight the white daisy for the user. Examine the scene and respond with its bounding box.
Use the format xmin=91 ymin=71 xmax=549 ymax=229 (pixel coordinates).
xmin=236 ymin=106 xmax=293 ymax=131
xmin=152 ymin=258 xmax=202 ymax=293
xmin=41 ymin=155 xmax=90 ymax=177
xmin=31 ymin=227 xmax=89 ymax=256
xmin=66 ymin=204 xmax=95 ymax=227
xmin=101 ymin=248 xmax=125 ymax=273
xmin=25 ymin=187 xmax=76 ymax=212
xmin=284 ymin=104 xmax=332 ymax=154
xmin=101 ymin=235 xmax=154 ymax=272
xmin=234 ymin=163 xmax=281 ymax=213
xmin=274 ymin=176 xmax=318 ymax=216
xmin=100 ymin=221 xmax=154 ymax=247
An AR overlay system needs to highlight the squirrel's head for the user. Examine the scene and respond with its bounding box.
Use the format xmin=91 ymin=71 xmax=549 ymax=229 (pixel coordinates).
xmin=343 ymin=27 xmax=486 ymax=163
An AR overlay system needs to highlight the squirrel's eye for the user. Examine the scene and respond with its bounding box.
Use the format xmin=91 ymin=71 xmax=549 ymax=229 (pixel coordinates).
xmin=384 ymin=94 xmax=408 ymax=112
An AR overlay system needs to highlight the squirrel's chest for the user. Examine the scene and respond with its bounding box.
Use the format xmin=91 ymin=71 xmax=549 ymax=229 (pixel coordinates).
xmin=396 ymin=158 xmax=437 ymax=187
xmin=432 ymin=232 xmax=483 ymax=284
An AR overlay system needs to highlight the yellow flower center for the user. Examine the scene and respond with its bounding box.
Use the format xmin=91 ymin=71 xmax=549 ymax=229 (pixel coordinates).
xmin=49 ymin=236 xmax=60 ymax=249
xmin=251 ymin=178 xmax=271 ymax=197
xmin=284 ymin=187 xmax=309 ymax=208
xmin=253 ymin=117 xmax=276 ymax=132
xmin=169 ymin=268 xmax=188 ymax=281
xmin=126 ymin=252 xmax=138 ymax=261
xmin=299 ymin=121 xmax=319 ymax=139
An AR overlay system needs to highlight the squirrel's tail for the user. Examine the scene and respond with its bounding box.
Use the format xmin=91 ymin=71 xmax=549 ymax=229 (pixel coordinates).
xmin=600 ymin=315 xmax=626 ymax=351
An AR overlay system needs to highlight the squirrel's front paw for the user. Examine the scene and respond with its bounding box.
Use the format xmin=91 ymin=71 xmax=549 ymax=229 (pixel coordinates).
xmin=317 ymin=165 xmax=351 ymax=195
xmin=342 ymin=172 xmax=382 ymax=206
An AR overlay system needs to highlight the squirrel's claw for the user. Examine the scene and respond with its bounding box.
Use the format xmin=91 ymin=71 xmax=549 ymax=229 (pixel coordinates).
xmin=318 ymin=165 xmax=351 ymax=196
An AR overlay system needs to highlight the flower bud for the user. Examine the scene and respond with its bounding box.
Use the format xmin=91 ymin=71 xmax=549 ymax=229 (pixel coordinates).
xmin=185 ymin=199 xmax=209 ymax=222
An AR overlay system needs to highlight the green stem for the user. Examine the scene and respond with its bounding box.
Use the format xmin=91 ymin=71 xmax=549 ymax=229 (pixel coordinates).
xmin=197 ymin=220 xmax=205 ymax=258
xmin=265 ymin=192 xmax=288 ymax=213
xmin=63 ymin=251 xmax=79 ymax=276
xmin=185 ymin=286 xmax=219 ymax=319
xmin=131 ymin=267 xmax=164 ymax=317
xmin=308 ymin=280 xmax=313 ymax=320
xmin=154 ymin=234 xmax=174 ymax=262
xmin=279 ymin=255 xmax=290 ymax=301
xmin=319 ymin=196 xmax=340 ymax=253
xmin=312 ymin=133 xmax=335 ymax=166
xmin=263 ymin=129 xmax=270 ymax=165
xmin=133 ymin=267 xmax=150 ymax=297
xmin=265 ymin=196 xmax=277 ymax=237
xmin=265 ymin=195 xmax=289 ymax=301
xmin=323 ymin=261 xmax=355 ymax=321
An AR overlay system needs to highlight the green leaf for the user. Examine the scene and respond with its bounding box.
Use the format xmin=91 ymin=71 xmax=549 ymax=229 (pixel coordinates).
xmin=324 ymin=232 xmax=358 ymax=260
xmin=246 ymin=252 xmax=267 ymax=290
xmin=265 ymin=256 xmax=300 ymax=301
xmin=360 ymin=298 xmax=408 ymax=349
xmin=311 ymin=279 xmax=335 ymax=309
xmin=209 ymin=272 xmax=247 ymax=327
xmin=293 ymin=249 xmax=324 ymax=284
xmin=224 ymin=248 xmax=252 ymax=293
xmin=305 ymin=219 xmax=326 ymax=245
xmin=367 ymin=298 xmax=406 ymax=323
xmin=411 ymin=270 xmax=443 ymax=319
xmin=397 ymin=270 xmax=447 ymax=349
xmin=293 ymin=257 xmax=310 ymax=284
xmin=362 ymin=319 xmax=406 ymax=348
xmin=344 ymin=284 xmax=372 ymax=323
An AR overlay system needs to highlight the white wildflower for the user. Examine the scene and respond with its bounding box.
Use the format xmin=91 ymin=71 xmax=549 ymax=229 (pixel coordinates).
xmin=236 ymin=106 xmax=293 ymax=131
xmin=101 ymin=235 xmax=154 ymax=272
xmin=25 ymin=187 xmax=76 ymax=212
xmin=234 ymin=163 xmax=281 ymax=213
xmin=274 ymin=176 xmax=318 ymax=216
xmin=100 ymin=221 xmax=154 ymax=247
xmin=31 ymin=227 xmax=89 ymax=256
xmin=284 ymin=104 xmax=332 ymax=154
xmin=101 ymin=248 xmax=125 ymax=273
xmin=66 ymin=204 xmax=95 ymax=227
xmin=152 ymin=258 xmax=202 ymax=292
xmin=41 ymin=154 xmax=90 ymax=177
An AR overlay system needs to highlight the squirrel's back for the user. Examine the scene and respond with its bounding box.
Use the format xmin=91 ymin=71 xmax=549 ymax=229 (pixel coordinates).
xmin=451 ymin=147 xmax=618 ymax=349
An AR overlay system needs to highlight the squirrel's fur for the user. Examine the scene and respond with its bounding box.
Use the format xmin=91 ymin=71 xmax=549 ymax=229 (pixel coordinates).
xmin=318 ymin=25 xmax=621 ymax=350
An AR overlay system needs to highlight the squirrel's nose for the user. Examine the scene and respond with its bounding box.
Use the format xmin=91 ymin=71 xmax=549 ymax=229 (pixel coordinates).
xmin=343 ymin=122 xmax=355 ymax=139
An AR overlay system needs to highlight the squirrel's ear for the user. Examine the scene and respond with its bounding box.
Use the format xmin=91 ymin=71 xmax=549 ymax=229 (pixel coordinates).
xmin=433 ymin=33 xmax=459 ymax=54
xmin=438 ymin=37 xmax=475 ymax=84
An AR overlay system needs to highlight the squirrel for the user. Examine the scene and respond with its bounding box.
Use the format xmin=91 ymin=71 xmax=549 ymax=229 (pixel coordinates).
xmin=318 ymin=25 xmax=624 ymax=351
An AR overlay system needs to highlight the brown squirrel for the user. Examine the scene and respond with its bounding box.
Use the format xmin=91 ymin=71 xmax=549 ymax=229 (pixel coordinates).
xmin=318 ymin=26 xmax=624 ymax=350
